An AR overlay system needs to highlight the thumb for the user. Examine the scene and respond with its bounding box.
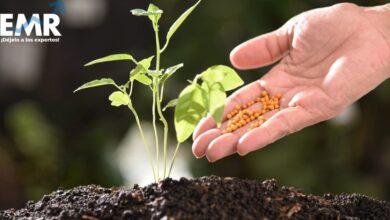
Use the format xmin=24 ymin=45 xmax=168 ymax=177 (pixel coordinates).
xmin=230 ymin=27 xmax=291 ymax=70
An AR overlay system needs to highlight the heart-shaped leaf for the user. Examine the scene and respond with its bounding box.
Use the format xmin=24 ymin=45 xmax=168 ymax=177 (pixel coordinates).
xmin=201 ymin=65 xmax=243 ymax=91
xmin=174 ymin=84 xmax=206 ymax=143
xmin=109 ymin=91 xmax=130 ymax=107
xmin=208 ymin=82 xmax=226 ymax=126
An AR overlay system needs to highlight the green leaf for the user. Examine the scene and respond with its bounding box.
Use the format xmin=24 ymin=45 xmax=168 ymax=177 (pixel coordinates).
xmin=208 ymin=82 xmax=226 ymax=126
xmin=147 ymin=4 xmax=162 ymax=24
xmin=134 ymin=74 xmax=152 ymax=85
xmin=163 ymin=99 xmax=178 ymax=111
xmin=131 ymin=8 xmax=163 ymax=16
xmin=109 ymin=91 xmax=130 ymax=107
xmin=200 ymin=82 xmax=210 ymax=110
xmin=147 ymin=70 xmax=162 ymax=78
xmin=130 ymin=56 xmax=154 ymax=80
xmin=162 ymin=0 xmax=201 ymax=51
xmin=130 ymin=65 xmax=145 ymax=80
xmin=84 ymin=54 xmax=136 ymax=66
xmin=160 ymin=63 xmax=184 ymax=84
xmin=74 ymin=78 xmax=117 ymax=93
xmin=201 ymin=65 xmax=244 ymax=91
xmin=165 ymin=63 xmax=184 ymax=75
xmin=174 ymin=84 xmax=207 ymax=143
xmin=139 ymin=56 xmax=154 ymax=70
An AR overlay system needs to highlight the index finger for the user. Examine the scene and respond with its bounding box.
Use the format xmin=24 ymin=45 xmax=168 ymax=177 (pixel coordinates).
xmin=230 ymin=27 xmax=290 ymax=70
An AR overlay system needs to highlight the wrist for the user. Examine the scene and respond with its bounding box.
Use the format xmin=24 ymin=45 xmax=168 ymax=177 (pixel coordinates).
xmin=364 ymin=4 xmax=390 ymax=78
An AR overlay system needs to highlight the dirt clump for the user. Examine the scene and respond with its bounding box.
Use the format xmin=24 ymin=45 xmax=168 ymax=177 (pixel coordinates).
xmin=1 ymin=176 xmax=389 ymax=219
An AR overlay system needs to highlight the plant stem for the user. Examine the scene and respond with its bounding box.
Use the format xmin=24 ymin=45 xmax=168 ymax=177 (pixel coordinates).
xmin=152 ymin=80 xmax=160 ymax=181
xmin=160 ymin=84 xmax=165 ymax=102
xmin=154 ymin=24 xmax=169 ymax=179
xmin=168 ymin=142 xmax=181 ymax=177
xmin=127 ymin=103 xmax=157 ymax=182
xmin=193 ymin=74 xmax=201 ymax=85
xmin=129 ymin=81 xmax=134 ymax=96
xmin=150 ymin=23 xmax=162 ymax=182
xmin=155 ymin=31 xmax=161 ymax=74
xmin=156 ymin=88 xmax=169 ymax=178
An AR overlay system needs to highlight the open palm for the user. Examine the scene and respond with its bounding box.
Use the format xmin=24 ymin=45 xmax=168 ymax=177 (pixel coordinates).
xmin=192 ymin=3 xmax=390 ymax=162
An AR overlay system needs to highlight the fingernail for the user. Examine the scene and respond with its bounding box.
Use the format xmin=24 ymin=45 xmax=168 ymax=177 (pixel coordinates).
xmin=230 ymin=46 xmax=239 ymax=58
xmin=237 ymin=138 xmax=249 ymax=156
xmin=206 ymin=156 xmax=215 ymax=163
xmin=237 ymin=150 xmax=248 ymax=156
xmin=194 ymin=154 xmax=204 ymax=159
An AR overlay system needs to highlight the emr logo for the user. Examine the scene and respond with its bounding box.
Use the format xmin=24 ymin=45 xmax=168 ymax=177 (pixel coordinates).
xmin=0 ymin=14 xmax=61 ymax=37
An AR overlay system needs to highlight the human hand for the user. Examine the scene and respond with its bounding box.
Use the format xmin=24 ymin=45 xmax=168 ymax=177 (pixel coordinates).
xmin=192 ymin=3 xmax=390 ymax=162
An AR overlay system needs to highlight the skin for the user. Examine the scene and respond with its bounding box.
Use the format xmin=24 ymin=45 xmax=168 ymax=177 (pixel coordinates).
xmin=192 ymin=3 xmax=390 ymax=162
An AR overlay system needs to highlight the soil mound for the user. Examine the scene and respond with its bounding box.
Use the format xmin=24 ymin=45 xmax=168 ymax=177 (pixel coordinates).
xmin=1 ymin=176 xmax=389 ymax=219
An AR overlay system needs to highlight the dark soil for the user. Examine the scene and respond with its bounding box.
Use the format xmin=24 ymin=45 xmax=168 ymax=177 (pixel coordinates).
xmin=1 ymin=176 xmax=389 ymax=220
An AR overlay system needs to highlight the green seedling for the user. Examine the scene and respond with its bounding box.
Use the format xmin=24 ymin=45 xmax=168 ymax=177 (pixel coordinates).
xmin=74 ymin=0 xmax=244 ymax=182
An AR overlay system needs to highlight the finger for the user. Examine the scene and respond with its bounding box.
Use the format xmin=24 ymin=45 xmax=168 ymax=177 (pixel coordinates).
xmin=192 ymin=116 xmax=216 ymax=141
xmin=230 ymin=27 xmax=290 ymax=70
xmin=205 ymin=133 xmax=239 ymax=162
xmin=192 ymin=102 xmax=269 ymax=159
xmin=237 ymin=106 xmax=316 ymax=155
xmin=192 ymin=119 xmax=235 ymax=159
xmin=192 ymin=128 xmax=221 ymax=158
xmin=193 ymin=100 xmax=284 ymax=161
xmin=201 ymin=108 xmax=280 ymax=162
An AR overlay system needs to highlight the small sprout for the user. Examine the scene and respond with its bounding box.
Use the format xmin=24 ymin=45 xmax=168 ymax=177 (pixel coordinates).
xmin=76 ymin=0 xmax=243 ymax=182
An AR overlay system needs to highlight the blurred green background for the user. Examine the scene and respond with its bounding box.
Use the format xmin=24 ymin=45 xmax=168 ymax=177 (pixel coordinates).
xmin=0 ymin=0 xmax=389 ymax=209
